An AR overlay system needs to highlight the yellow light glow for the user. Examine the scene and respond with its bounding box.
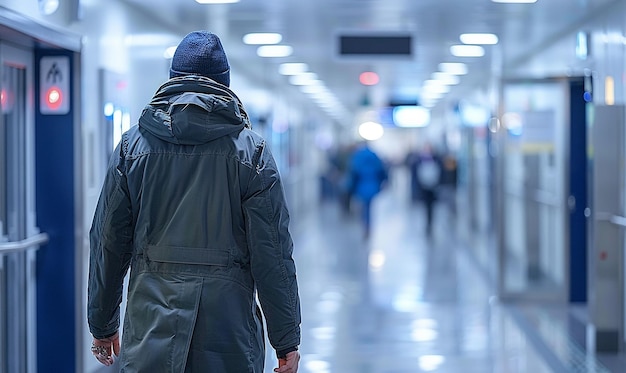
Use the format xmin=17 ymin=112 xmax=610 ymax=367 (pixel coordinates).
xmin=605 ymin=76 xmax=615 ymax=105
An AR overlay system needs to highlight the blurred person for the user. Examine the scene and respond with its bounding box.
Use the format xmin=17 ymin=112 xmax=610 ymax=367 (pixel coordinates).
xmin=319 ymin=153 xmax=336 ymax=202
xmin=88 ymin=31 xmax=301 ymax=373
xmin=332 ymin=143 xmax=357 ymax=215
xmin=415 ymin=143 xmax=442 ymax=236
xmin=439 ymin=153 xmax=458 ymax=217
xmin=404 ymin=146 xmax=421 ymax=203
xmin=348 ymin=141 xmax=388 ymax=238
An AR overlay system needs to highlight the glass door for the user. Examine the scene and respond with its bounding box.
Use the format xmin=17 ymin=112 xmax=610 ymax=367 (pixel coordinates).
xmin=0 ymin=42 xmax=47 ymax=373
xmin=496 ymin=78 xmax=569 ymax=301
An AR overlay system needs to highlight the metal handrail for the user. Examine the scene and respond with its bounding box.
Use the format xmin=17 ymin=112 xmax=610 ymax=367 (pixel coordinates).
xmin=0 ymin=233 xmax=49 ymax=254
xmin=610 ymin=215 xmax=626 ymax=227
xmin=595 ymin=212 xmax=626 ymax=227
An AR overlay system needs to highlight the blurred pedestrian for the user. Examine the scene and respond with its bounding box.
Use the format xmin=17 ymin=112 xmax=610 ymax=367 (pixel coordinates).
xmin=333 ymin=143 xmax=356 ymax=216
xmin=415 ymin=143 xmax=442 ymax=236
xmin=348 ymin=141 xmax=388 ymax=238
xmin=439 ymin=153 xmax=458 ymax=217
xmin=88 ymin=31 xmax=301 ymax=373
xmin=404 ymin=146 xmax=421 ymax=204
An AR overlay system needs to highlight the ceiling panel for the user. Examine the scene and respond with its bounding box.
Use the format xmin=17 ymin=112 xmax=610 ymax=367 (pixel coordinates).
xmin=122 ymin=0 xmax=618 ymax=120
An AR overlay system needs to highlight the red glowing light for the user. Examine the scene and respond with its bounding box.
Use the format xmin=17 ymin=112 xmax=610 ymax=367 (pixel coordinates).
xmin=46 ymin=86 xmax=63 ymax=110
xmin=359 ymin=71 xmax=379 ymax=86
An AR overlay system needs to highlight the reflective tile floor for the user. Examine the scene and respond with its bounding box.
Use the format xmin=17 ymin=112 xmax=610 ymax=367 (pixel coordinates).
xmin=94 ymin=172 xmax=626 ymax=373
xmin=262 ymin=179 xmax=626 ymax=373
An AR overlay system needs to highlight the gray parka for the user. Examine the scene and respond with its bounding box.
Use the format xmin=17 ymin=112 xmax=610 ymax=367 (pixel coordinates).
xmin=88 ymin=76 xmax=301 ymax=373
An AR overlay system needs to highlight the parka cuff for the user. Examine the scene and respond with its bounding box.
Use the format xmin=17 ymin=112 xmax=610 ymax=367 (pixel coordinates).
xmin=276 ymin=345 xmax=298 ymax=359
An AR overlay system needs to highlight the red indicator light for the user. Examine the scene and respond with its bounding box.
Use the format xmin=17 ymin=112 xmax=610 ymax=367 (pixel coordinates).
xmin=360 ymin=71 xmax=379 ymax=86
xmin=46 ymin=86 xmax=63 ymax=110
xmin=1 ymin=88 xmax=15 ymax=112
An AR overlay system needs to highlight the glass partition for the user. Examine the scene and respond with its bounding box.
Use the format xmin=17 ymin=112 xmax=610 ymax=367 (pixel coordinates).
xmin=0 ymin=43 xmax=35 ymax=373
xmin=498 ymin=79 xmax=568 ymax=300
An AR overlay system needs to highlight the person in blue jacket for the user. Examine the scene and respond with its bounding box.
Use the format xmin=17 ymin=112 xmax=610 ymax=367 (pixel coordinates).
xmin=348 ymin=141 xmax=388 ymax=238
xmin=87 ymin=31 xmax=301 ymax=373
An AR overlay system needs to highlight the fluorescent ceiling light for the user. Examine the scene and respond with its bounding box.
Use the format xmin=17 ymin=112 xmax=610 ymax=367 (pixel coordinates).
xmin=257 ymin=45 xmax=293 ymax=57
xmin=359 ymin=121 xmax=384 ymax=141
xmin=438 ymin=62 xmax=468 ymax=75
xmin=300 ymin=84 xmax=328 ymax=94
xmin=393 ymin=106 xmax=431 ymax=128
xmin=459 ymin=102 xmax=491 ymax=127
xmin=422 ymin=82 xmax=450 ymax=94
xmin=460 ymin=33 xmax=499 ymax=45
xmin=310 ymin=91 xmax=335 ymax=102
xmin=195 ymin=0 xmax=240 ymax=3
xmin=492 ymin=0 xmax=536 ymax=2
xmin=423 ymin=79 xmax=447 ymax=87
xmin=279 ymin=63 xmax=309 ymax=75
xmin=450 ymin=45 xmax=485 ymax=57
xmin=289 ymin=73 xmax=319 ymax=85
xmin=424 ymin=86 xmax=450 ymax=95
xmin=243 ymin=33 xmax=282 ymax=45
xmin=431 ymin=72 xmax=460 ymax=85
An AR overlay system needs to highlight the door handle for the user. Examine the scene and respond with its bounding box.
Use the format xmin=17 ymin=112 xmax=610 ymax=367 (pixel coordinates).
xmin=0 ymin=233 xmax=49 ymax=254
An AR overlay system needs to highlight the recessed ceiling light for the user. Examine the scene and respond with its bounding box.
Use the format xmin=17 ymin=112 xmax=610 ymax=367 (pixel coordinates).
xmin=393 ymin=106 xmax=431 ymax=128
xmin=359 ymin=121 xmax=384 ymax=141
xmin=256 ymin=45 xmax=293 ymax=58
xmin=243 ymin=33 xmax=283 ymax=45
xmin=288 ymin=73 xmax=319 ymax=85
xmin=422 ymin=82 xmax=450 ymax=94
xmin=460 ymin=33 xmax=499 ymax=45
xmin=300 ymin=84 xmax=327 ymax=94
xmin=279 ymin=63 xmax=309 ymax=75
xmin=431 ymin=72 xmax=460 ymax=85
xmin=450 ymin=45 xmax=485 ymax=57
xmin=438 ymin=62 xmax=468 ymax=75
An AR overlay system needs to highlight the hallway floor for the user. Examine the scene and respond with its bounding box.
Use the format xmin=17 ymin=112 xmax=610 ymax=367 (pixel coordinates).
xmin=271 ymin=178 xmax=626 ymax=373
xmin=93 ymin=173 xmax=626 ymax=373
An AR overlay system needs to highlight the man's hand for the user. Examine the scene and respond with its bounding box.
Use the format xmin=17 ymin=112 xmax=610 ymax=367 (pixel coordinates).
xmin=274 ymin=350 xmax=300 ymax=373
xmin=91 ymin=331 xmax=120 ymax=366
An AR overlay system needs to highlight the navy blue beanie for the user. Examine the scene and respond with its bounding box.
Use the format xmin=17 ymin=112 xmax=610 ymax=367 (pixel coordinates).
xmin=170 ymin=31 xmax=230 ymax=87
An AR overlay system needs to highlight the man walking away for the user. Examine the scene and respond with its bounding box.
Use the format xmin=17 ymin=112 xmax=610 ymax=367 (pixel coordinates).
xmin=88 ymin=31 xmax=301 ymax=373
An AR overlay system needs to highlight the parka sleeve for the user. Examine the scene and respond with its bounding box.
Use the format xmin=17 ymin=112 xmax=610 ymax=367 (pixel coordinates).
xmin=87 ymin=140 xmax=134 ymax=339
xmin=242 ymin=142 xmax=301 ymax=355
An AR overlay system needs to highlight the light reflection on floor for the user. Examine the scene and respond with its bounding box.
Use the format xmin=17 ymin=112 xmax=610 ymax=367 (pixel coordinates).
xmin=263 ymin=178 xmax=559 ymax=373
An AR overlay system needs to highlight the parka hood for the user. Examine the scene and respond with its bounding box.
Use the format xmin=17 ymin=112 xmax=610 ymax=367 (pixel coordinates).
xmin=138 ymin=76 xmax=252 ymax=145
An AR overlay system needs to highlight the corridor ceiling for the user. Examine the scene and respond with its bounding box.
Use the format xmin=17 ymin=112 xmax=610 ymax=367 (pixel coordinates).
xmin=123 ymin=0 xmax=617 ymax=121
